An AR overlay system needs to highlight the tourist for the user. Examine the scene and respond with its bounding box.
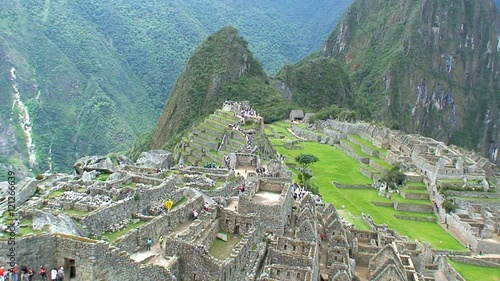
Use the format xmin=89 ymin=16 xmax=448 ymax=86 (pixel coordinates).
xmin=0 ymin=266 xmax=5 ymax=281
xmin=50 ymin=268 xmax=57 ymax=281
xmin=192 ymin=209 xmax=199 ymax=220
xmin=39 ymin=266 xmax=47 ymax=281
xmin=4 ymin=269 xmax=12 ymax=281
xmin=204 ymin=202 xmax=209 ymax=211
xmin=27 ymin=268 xmax=33 ymax=281
xmin=146 ymin=238 xmax=153 ymax=251
xmin=159 ymin=235 xmax=165 ymax=249
xmin=19 ymin=266 xmax=27 ymax=281
xmin=11 ymin=265 xmax=17 ymax=281
xmin=56 ymin=267 xmax=64 ymax=281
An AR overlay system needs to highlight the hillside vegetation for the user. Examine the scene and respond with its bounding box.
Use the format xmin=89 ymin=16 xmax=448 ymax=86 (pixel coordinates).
xmin=0 ymin=0 xmax=351 ymax=176
xmin=278 ymin=0 xmax=500 ymax=163
xmin=149 ymin=27 xmax=295 ymax=152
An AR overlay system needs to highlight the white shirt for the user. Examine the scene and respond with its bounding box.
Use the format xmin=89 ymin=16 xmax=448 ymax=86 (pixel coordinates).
xmin=51 ymin=269 xmax=57 ymax=279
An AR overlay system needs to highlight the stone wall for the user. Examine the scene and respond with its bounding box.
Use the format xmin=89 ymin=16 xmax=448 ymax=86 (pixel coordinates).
xmin=399 ymin=189 xmax=430 ymax=200
xmin=0 ymin=234 xmax=176 ymax=281
xmin=290 ymin=126 xmax=338 ymax=145
xmin=113 ymin=194 xmax=205 ymax=254
xmin=218 ymin=209 xmax=256 ymax=235
xmin=238 ymin=180 xmax=292 ymax=235
xmin=258 ymin=178 xmax=287 ymax=193
xmin=392 ymin=201 xmax=433 ymax=213
xmin=449 ymin=256 xmax=500 ymax=267
xmin=81 ymin=177 xmax=180 ymax=236
xmin=0 ymin=233 xmax=57 ymax=269
xmin=336 ymin=142 xmax=370 ymax=164
xmin=165 ymin=226 xmax=262 ymax=281
xmin=333 ymin=182 xmax=371 ymax=189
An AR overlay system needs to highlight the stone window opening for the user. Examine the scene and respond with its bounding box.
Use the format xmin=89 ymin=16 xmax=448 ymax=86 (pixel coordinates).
xmin=297 ymin=272 xmax=301 ymax=278
xmin=277 ymin=269 xmax=281 ymax=276
xmin=293 ymin=245 xmax=296 ymax=251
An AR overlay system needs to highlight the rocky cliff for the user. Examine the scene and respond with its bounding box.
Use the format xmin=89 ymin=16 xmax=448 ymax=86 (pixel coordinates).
xmin=282 ymin=0 xmax=500 ymax=164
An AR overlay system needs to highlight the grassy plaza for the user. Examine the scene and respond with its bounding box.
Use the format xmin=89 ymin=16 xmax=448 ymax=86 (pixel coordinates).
xmin=267 ymin=123 xmax=464 ymax=250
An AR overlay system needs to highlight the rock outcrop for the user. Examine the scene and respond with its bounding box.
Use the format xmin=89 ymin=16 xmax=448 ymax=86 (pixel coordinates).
xmin=74 ymin=156 xmax=114 ymax=176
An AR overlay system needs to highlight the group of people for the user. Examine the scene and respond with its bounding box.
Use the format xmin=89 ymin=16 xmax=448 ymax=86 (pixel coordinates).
xmin=0 ymin=265 xmax=64 ymax=281
xmin=292 ymin=183 xmax=307 ymax=201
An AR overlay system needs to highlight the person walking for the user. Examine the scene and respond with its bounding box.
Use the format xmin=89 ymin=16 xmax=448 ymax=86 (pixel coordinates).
xmin=56 ymin=267 xmax=64 ymax=281
xmin=50 ymin=268 xmax=57 ymax=281
xmin=146 ymin=238 xmax=153 ymax=251
xmin=27 ymin=268 xmax=33 ymax=281
xmin=0 ymin=266 xmax=5 ymax=281
xmin=159 ymin=235 xmax=164 ymax=249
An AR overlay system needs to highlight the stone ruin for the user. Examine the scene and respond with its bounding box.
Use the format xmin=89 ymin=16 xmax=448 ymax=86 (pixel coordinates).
xmin=0 ymin=103 xmax=498 ymax=281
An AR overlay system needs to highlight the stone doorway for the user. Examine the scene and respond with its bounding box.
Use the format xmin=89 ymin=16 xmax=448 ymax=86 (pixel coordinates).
xmin=63 ymin=258 xmax=76 ymax=279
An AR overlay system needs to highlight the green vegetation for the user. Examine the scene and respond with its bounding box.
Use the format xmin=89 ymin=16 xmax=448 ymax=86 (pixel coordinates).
xmin=173 ymin=197 xmax=188 ymax=209
xmin=381 ymin=163 xmax=406 ymax=190
xmin=268 ymin=123 xmax=463 ymax=250
xmin=62 ymin=208 xmax=89 ymax=216
xmin=96 ymin=173 xmax=110 ymax=181
xmin=103 ymin=220 xmax=147 ymax=243
xmin=49 ymin=190 xmax=65 ymax=198
xmin=150 ymin=27 xmax=297 ymax=149
xmin=209 ymin=232 xmax=243 ymax=260
xmin=448 ymin=259 xmax=500 ymax=281
xmin=1 ymin=0 xmax=352 ymax=173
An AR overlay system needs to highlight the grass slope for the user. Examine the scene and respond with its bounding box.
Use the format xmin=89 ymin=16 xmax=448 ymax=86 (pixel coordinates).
xmin=268 ymin=122 xmax=463 ymax=250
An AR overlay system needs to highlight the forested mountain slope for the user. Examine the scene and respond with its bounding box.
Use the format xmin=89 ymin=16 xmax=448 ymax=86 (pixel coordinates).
xmin=0 ymin=0 xmax=351 ymax=178
xmin=148 ymin=27 xmax=295 ymax=152
xmin=279 ymin=0 xmax=500 ymax=164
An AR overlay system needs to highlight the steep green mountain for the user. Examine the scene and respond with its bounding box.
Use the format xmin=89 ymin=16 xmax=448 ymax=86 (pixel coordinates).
xmin=148 ymin=27 xmax=295 ymax=151
xmin=277 ymin=54 xmax=354 ymax=111
xmin=0 ymin=0 xmax=155 ymax=178
xmin=280 ymin=0 xmax=500 ymax=164
xmin=0 ymin=0 xmax=351 ymax=177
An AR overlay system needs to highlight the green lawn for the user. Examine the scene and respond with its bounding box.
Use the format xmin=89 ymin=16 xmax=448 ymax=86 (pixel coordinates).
xmin=103 ymin=220 xmax=146 ymax=242
xmin=350 ymin=134 xmax=388 ymax=155
xmin=406 ymin=181 xmax=427 ymax=188
xmin=209 ymin=232 xmax=242 ymax=260
xmin=400 ymin=187 xmax=429 ymax=194
xmin=448 ymin=259 xmax=500 ymax=281
xmin=268 ymin=123 xmax=464 ymax=250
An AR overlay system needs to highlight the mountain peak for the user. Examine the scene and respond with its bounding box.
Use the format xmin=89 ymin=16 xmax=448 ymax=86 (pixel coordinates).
xmin=150 ymin=27 xmax=266 ymax=149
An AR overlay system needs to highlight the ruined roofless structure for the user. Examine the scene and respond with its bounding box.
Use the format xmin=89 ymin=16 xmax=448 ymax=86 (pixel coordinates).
xmin=0 ymin=102 xmax=492 ymax=281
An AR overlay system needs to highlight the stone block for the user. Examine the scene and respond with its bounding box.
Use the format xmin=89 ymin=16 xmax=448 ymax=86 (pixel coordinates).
xmin=216 ymin=232 xmax=228 ymax=241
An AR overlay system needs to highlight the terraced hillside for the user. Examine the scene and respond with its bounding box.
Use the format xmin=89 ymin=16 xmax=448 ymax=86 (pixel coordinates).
xmin=267 ymin=121 xmax=464 ymax=250
xmin=174 ymin=109 xmax=259 ymax=167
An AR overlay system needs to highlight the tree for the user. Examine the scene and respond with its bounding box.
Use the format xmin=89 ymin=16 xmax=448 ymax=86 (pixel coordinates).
xmin=382 ymin=163 xmax=406 ymax=190
xmin=442 ymin=198 xmax=457 ymax=214
xmin=295 ymin=154 xmax=319 ymax=194
xmin=295 ymin=154 xmax=319 ymax=169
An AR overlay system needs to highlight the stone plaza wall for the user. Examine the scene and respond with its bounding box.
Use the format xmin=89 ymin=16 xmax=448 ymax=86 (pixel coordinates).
xmin=0 ymin=234 xmax=176 ymax=281
xmin=0 ymin=233 xmax=57 ymax=270
xmin=81 ymin=177 xmax=180 ymax=236
xmin=113 ymin=194 xmax=204 ymax=254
